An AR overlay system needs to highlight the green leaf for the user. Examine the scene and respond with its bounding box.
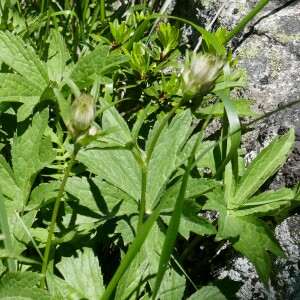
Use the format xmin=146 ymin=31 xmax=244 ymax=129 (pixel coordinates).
xmin=11 ymin=108 xmax=55 ymax=207
xmin=0 ymin=74 xmax=42 ymax=102
xmin=230 ymin=130 xmax=294 ymax=209
xmin=56 ymin=247 xmax=105 ymax=300
xmin=234 ymin=188 xmax=294 ymax=216
xmin=76 ymin=147 xmax=141 ymax=201
xmin=46 ymin=273 xmax=85 ymax=300
xmin=25 ymin=181 xmax=60 ymax=211
xmin=46 ymin=29 xmax=70 ymax=82
xmin=65 ymin=176 xmax=136 ymax=220
xmin=217 ymin=214 xmax=286 ymax=286
xmin=198 ymin=99 xmax=259 ymax=117
xmin=187 ymin=285 xmax=227 ymax=300
xmin=100 ymin=98 xmax=132 ymax=146
xmin=10 ymin=211 xmax=37 ymax=256
xmin=0 ymin=271 xmax=53 ymax=299
xmin=115 ymin=250 xmax=149 ymax=300
xmin=146 ymin=110 xmax=193 ymax=210
xmin=0 ymin=31 xmax=49 ymax=91
xmin=0 ymin=155 xmax=21 ymax=203
xmin=71 ymin=45 xmax=130 ymax=88
xmin=161 ymin=179 xmax=218 ymax=239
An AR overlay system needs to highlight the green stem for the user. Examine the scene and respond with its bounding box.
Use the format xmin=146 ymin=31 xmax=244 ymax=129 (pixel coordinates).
xmin=40 ymin=146 xmax=79 ymax=289
xmin=225 ymin=0 xmax=270 ymax=44
xmin=100 ymin=0 xmax=105 ymax=22
xmin=131 ymin=146 xmax=147 ymax=230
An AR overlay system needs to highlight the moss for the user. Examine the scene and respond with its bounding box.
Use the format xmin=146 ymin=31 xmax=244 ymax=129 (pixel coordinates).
xmin=238 ymin=45 xmax=262 ymax=59
xmin=274 ymin=33 xmax=300 ymax=44
xmin=269 ymin=49 xmax=283 ymax=78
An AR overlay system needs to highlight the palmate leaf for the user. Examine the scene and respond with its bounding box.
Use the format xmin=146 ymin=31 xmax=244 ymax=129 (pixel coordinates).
xmin=146 ymin=109 xmax=194 ymax=210
xmin=11 ymin=108 xmax=55 ymax=207
xmin=56 ymin=248 xmax=105 ymax=300
xmin=76 ymin=147 xmax=141 ymax=201
xmin=71 ymin=45 xmax=130 ymax=88
xmin=0 ymin=32 xmax=49 ymax=121
xmin=0 ymin=272 xmax=52 ymax=299
xmin=161 ymin=178 xmax=218 ymax=239
xmin=0 ymin=155 xmax=21 ymax=203
xmin=229 ymin=130 xmax=294 ymax=209
xmin=0 ymin=31 xmax=49 ymax=91
xmin=46 ymin=29 xmax=70 ymax=83
xmin=216 ymin=212 xmax=286 ymax=286
xmin=234 ymin=188 xmax=294 ymax=216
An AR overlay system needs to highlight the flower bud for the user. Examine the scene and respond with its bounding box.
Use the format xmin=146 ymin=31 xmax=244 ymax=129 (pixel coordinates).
xmin=71 ymin=93 xmax=95 ymax=132
xmin=183 ymin=53 xmax=225 ymax=96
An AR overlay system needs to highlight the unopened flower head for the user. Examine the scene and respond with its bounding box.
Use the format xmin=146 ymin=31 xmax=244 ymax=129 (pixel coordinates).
xmin=183 ymin=53 xmax=226 ymax=96
xmin=71 ymin=92 xmax=95 ymax=132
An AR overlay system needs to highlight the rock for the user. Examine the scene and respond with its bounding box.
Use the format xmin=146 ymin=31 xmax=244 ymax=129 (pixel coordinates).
xmin=166 ymin=0 xmax=300 ymax=298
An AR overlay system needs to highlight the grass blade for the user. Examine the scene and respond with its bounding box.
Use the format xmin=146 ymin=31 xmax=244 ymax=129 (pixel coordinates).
xmin=0 ymin=187 xmax=16 ymax=272
xmin=151 ymin=133 xmax=202 ymax=300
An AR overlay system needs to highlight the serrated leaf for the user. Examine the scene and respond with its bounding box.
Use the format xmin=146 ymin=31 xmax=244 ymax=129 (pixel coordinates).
xmin=71 ymin=45 xmax=130 ymax=88
xmin=187 ymin=285 xmax=227 ymax=300
xmin=0 ymin=74 xmax=42 ymax=102
xmin=76 ymin=147 xmax=141 ymax=201
xmin=56 ymin=247 xmax=105 ymax=300
xmin=9 ymin=210 xmax=37 ymax=255
xmin=234 ymin=188 xmax=294 ymax=216
xmin=100 ymin=98 xmax=132 ymax=146
xmin=161 ymin=179 xmax=218 ymax=239
xmin=0 ymin=271 xmax=53 ymax=299
xmin=65 ymin=176 xmax=137 ymax=218
xmin=46 ymin=273 xmax=84 ymax=300
xmin=11 ymin=108 xmax=55 ymax=206
xmin=146 ymin=110 xmax=193 ymax=210
xmin=0 ymin=155 xmax=21 ymax=203
xmin=46 ymin=29 xmax=70 ymax=82
xmin=217 ymin=214 xmax=286 ymax=286
xmin=25 ymin=181 xmax=60 ymax=211
xmin=230 ymin=130 xmax=294 ymax=209
xmin=0 ymin=31 xmax=49 ymax=91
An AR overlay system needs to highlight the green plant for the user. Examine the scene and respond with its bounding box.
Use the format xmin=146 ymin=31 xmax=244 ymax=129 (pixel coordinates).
xmin=0 ymin=0 xmax=299 ymax=299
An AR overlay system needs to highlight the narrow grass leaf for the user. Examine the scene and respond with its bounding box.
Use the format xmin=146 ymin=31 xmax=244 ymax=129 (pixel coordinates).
xmin=0 ymin=187 xmax=16 ymax=271
xmin=151 ymin=132 xmax=202 ymax=300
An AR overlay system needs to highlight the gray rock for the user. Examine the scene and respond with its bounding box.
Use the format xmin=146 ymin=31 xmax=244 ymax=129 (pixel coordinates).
xmin=169 ymin=0 xmax=300 ymax=298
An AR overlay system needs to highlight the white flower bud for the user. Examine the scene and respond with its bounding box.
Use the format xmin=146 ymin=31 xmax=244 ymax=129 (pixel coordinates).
xmin=183 ymin=53 xmax=225 ymax=96
xmin=71 ymin=93 xmax=95 ymax=132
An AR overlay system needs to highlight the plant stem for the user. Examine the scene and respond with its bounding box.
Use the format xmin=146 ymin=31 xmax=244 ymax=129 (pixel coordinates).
xmin=40 ymin=146 xmax=79 ymax=289
xmin=225 ymin=0 xmax=270 ymax=43
xmin=100 ymin=0 xmax=105 ymax=22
